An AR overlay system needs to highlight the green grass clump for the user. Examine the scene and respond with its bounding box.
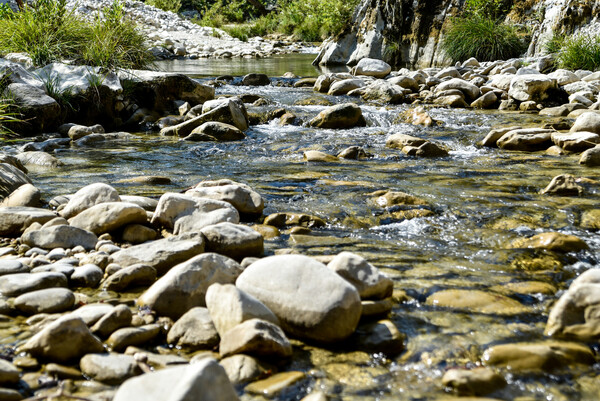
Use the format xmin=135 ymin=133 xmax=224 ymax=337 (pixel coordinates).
xmin=442 ymin=15 xmax=526 ymax=62
xmin=146 ymin=0 xmax=181 ymax=13
xmin=556 ymin=34 xmax=600 ymax=71
xmin=0 ymin=0 xmax=153 ymax=70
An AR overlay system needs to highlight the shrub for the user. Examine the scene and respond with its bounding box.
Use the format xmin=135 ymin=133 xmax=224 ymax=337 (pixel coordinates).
xmin=0 ymin=0 xmax=153 ymax=69
xmin=146 ymin=0 xmax=181 ymax=13
xmin=556 ymin=33 xmax=600 ymax=71
xmin=442 ymin=15 xmax=526 ymax=62
xmin=544 ymin=33 xmax=565 ymax=55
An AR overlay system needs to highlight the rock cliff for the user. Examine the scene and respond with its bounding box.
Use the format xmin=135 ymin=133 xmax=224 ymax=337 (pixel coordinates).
xmin=314 ymin=0 xmax=600 ymax=68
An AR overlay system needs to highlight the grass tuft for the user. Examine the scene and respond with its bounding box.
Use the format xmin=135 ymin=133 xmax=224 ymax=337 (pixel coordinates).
xmin=556 ymin=33 xmax=600 ymax=71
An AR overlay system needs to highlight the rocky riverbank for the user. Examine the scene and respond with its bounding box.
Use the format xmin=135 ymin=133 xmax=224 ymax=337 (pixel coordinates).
xmin=1 ymin=47 xmax=600 ymax=399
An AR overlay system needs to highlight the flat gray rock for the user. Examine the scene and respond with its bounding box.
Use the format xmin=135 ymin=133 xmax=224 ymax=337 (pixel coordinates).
xmin=91 ymin=304 xmax=132 ymax=338
xmin=80 ymin=353 xmax=141 ymax=385
xmin=21 ymin=225 xmax=98 ymax=250
xmin=70 ymin=264 xmax=103 ymax=288
xmin=0 ymin=260 xmax=29 ymax=276
xmin=200 ymin=222 xmax=264 ymax=261
xmin=69 ymin=202 xmax=147 ymax=235
xmin=167 ymin=307 xmax=219 ymax=350
xmin=14 ymin=287 xmax=75 ymax=315
xmin=0 ymin=272 xmax=67 ymax=297
xmin=0 ymin=206 xmax=55 ymax=237
xmin=112 ymin=358 xmax=239 ymax=401
xmin=219 ymin=318 xmax=292 ymax=359
xmin=60 ymin=183 xmax=120 ymax=219
xmin=103 ymin=264 xmax=157 ymax=292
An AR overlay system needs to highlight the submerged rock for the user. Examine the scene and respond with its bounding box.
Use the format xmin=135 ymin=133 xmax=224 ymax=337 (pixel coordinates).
xmin=426 ymin=289 xmax=528 ymax=315
xmin=442 ymin=367 xmax=506 ymax=396
xmin=511 ymin=232 xmax=589 ymax=252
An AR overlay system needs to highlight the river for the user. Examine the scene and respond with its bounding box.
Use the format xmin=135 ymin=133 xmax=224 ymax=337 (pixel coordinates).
xmin=14 ymin=56 xmax=600 ymax=400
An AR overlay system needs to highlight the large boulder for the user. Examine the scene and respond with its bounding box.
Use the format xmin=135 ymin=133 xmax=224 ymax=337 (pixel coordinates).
xmin=112 ymin=359 xmax=239 ymax=401
xmin=110 ymin=234 xmax=205 ymax=276
xmin=309 ymin=103 xmax=366 ymax=129
xmin=18 ymin=315 xmax=104 ymax=362
xmin=185 ymin=179 xmax=264 ymax=215
xmin=118 ymin=70 xmax=214 ymax=112
xmin=68 ymin=202 xmax=147 ymax=235
xmin=0 ymin=206 xmax=55 ymax=236
xmin=21 ymin=225 xmax=98 ymax=250
xmin=60 ymin=183 xmax=121 ymax=219
xmin=351 ymin=58 xmax=391 ymax=78
xmin=545 ymin=268 xmax=600 ymax=341
xmin=138 ymin=253 xmax=243 ymax=319
xmin=151 ymin=193 xmax=239 ymax=235
xmin=236 ymin=255 xmax=362 ymax=343
xmin=508 ymin=74 xmax=558 ymax=103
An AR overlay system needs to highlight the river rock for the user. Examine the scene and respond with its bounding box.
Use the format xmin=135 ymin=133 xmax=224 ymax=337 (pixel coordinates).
xmin=5 ymin=82 xmax=60 ymax=136
xmin=91 ymin=304 xmax=132 ymax=338
xmin=112 ymin=358 xmax=239 ymax=401
xmin=0 ymin=206 xmax=55 ymax=237
xmin=551 ymin=131 xmax=600 ymax=152
xmin=511 ymin=232 xmax=589 ymax=252
xmin=540 ymin=174 xmax=583 ymax=196
xmin=120 ymin=195 xmax=158 ymax=211
xmin=21 ymin=225 xmax=98 ymax=250
xmin=0 ymin=183 xmax=41 ymax=207
xmin=14 ymin=151 xmax=62 ymax=168
xmin=236 ymin=255 xmax=362 ymax=343
xmin=352 ymin=58 xmax=391 ymax=78
xmin=121 ymin=224 xmax=158 ymax=244
xmin=328 ymin=79 xmax=365 ymax=96
xmin=242 ymin=73 xmax=270 ymax=86
xmin=68 ymin=202 xmax=147 ymax=235
xmin=187 ymin=122 xmax=246 ymax=142
xmin=353 ymin=319 xmax=404 ymax=355
xmin=201 ymin=98 xmax=249 ymax=130
xmin=309 ymin=103 xmax=366 ymax=129
xmin=219 ymin=354 xmax=272 ymax=385
xmin=70 ymin=303 xmax=115 ymax=326
xmin=0 ymin=260 xmax=28 ymax=276
xmin=327 ymin=252 xmax=393 ymax=300
xmin=80 ymin=353 xmax=141 ymax=385
xmin=580 ymin=145 xmax=600 ymax=166
xmin=426 ymin=289 xmax=527 ymax=315
xmin=106 ymin=324 xmax=161 ymax=352
xmin=303 ymin=151 xmax=339 ymax=162
xmin=545 ymin=268 xmax=600 ymax=341
xmin=570 ymin=111 xmax=600 ymax=134
xmin=68 ymin=124 xmax=104 ymax=141
xmin=442 ymin=367 xmax=506 ymax=396
xmin=263 ymin=212 xmax=326 ymax=228
xmin=70 ymin=264 xmax=103 ymax=288
xmin=60 ymin=183 xmax=121 ymax=219
xmin=0 ymin=272 xmax=67 ymax=297
xmin=581 ymin=209 xmax=600 ymax=230
xmin=186 ymin=179 xmax=264 ymax=215
xmin=374 ymin=191 xmax=428 ymax=207
xmin=508 ymin=74 xmax=557 ymax=102
xmin=167 ymin=307 xmax=219 ymax=349
xmin=244 ymin=371 xmax=306 ymax=397
xmin=436 ymin=78 xmax=480 ymax=101
xmin=0 ymin=359 xmax=20 ymax=385
xmin=151 ymin=193 xmax=239 ymax=235
xmin=138 ymin=253 xmax=243 ymax=319
xmin=206 ymin=283 xmax=279 ymax=336
xmin=388 ymin=75 xmax=419 ymax=92
xmin=471 ymin=91 xmax=498 ymax=109
xmin=482 ymin=341 xmax=595 ymax=372
xmin=433 ymin=94 xmax=469 ymax=108
xmin=219 ymin=318 xmax=292 ymax=358
xmin=337 ymin=146 xmax=370 ymax=159
xmin=14 ymin=287 xmax=75 ymax=315
xmin=103 ymin=264 xmax=157 ymax=292
xmin=0 ymin=163 xmax=31 ymax=202
xmin=496 ymin=128 xmax=554 ymax=152
xmin=19 ymin=315 xmax=104 ymax=362
xmin=548 ymin=69 xmax=580 ymax=85
xmin=360 ymin=81 xmax=405 ymax=104
xmin=110 ymin=234 xmax=205 ymax=276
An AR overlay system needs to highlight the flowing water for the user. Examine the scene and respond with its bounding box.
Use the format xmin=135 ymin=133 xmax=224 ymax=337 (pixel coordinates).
xmin=6 ymin=58 xmax=600 ymax=400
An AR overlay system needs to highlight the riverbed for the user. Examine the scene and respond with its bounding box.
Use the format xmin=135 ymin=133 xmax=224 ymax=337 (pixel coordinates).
xmin=11 ymin=58 xmax=600 ymax=400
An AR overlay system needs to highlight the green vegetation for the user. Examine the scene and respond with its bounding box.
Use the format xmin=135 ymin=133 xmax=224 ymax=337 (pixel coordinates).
xmin=555 ymin=33 xmax=600 ymax=71
xmin=442 ymin=0 xmax=527 ymax=62
xmin=0 ymin=0 xmax=154 ymax=69
xmin=147 ymin=0 xmax=182 ymax=13
xmin=195 ymin=0 xmax=359 ymax=42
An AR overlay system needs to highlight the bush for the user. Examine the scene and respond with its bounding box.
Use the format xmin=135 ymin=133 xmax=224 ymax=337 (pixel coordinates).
xmin=442 ymin=15 xmax=526 ymax=62
xmin=556 ymin=34 xmax=600 ymax=71
xmin=0 ymin=0 xmax=153 ymax=69
xmin=146 ymin=0 xmax=181 ymax=13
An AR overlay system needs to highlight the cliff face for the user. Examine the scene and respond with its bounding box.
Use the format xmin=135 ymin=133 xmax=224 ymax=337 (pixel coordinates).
xmin=313 ymin=0 xmax=600 ymax=68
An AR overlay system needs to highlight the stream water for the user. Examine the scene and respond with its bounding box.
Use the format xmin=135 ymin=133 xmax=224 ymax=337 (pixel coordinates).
xmin=8 ymin=57 xmax=600 ymax=400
